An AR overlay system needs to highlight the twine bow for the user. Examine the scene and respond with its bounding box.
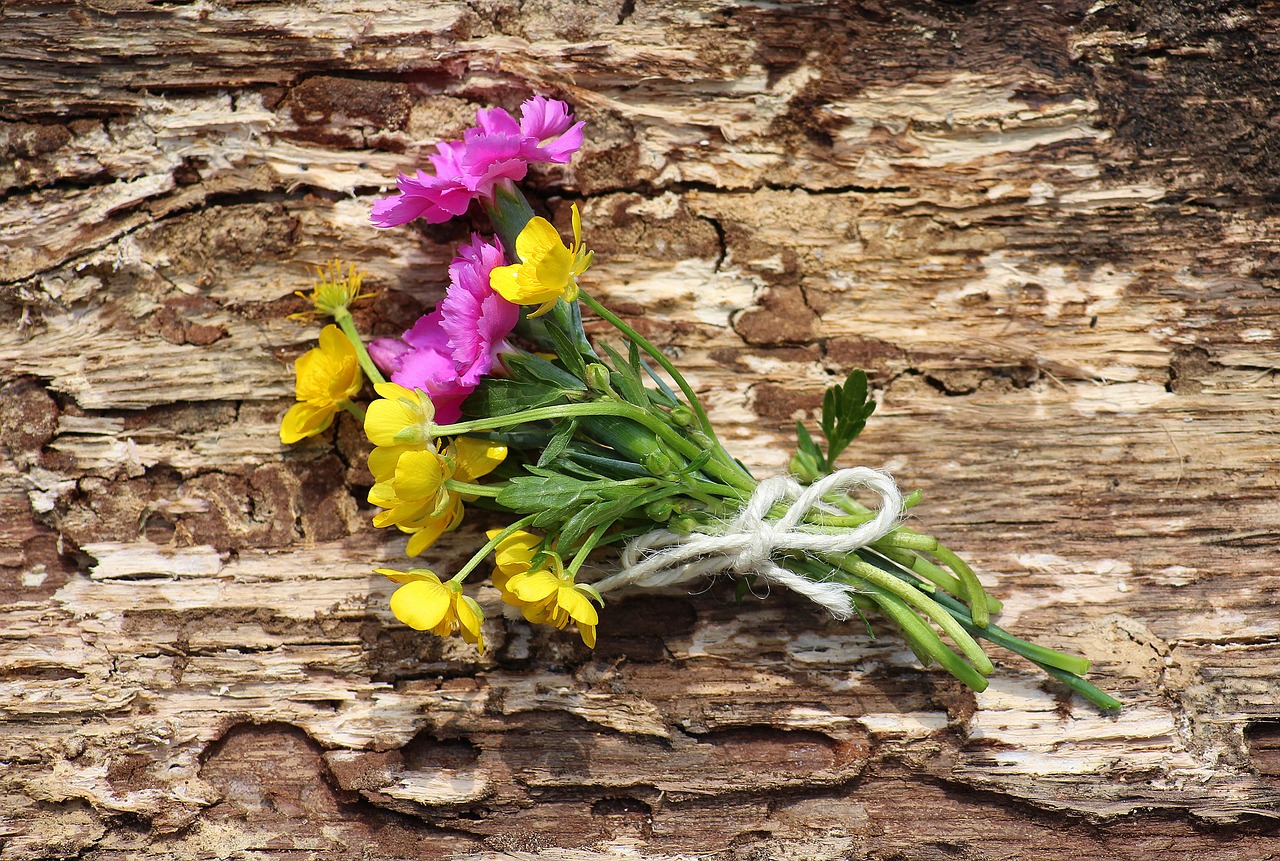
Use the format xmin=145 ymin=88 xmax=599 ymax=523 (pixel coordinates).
xmin=591 ymin=468 xmax=903 ymax=619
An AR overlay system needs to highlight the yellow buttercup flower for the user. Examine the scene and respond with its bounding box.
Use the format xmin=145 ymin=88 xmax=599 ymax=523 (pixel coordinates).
xmin=365 ymin=382 xmax=435 ymax=447
xmin=487 ymin=528 xmax=602 ymax=647
xmin=280 ymin=325 xmax=363 ymax=444
xmin=378 ymin=568 xmax=485 ymax=649
xmin=489 ymin=203 xmax=593 ymax=318
xmin=368 ymin=436 xmax=507 ymax=556
xmin=291 ymin=259 xmax=375 ymax=320
xmin=369 ymin=447 xmax=457 ymax=527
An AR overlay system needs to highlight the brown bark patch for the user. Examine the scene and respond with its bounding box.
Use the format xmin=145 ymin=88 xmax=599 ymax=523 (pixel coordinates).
xmin=283 ymin=76 xmax=414 ymax=147
xmin=1081 ymin=1 xmax=1280 ymax=196
xmin=734 ymin=287 xmax=818 ymax=346
xmin=595 ymin=596 xmax=698 ymax=662
xmin=147 ymin=296 xmax=228 ymax=347
xmin=753 ymin=381 xmax=823 ymax=421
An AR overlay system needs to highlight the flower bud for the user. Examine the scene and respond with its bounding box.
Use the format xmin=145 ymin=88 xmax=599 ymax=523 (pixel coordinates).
xmin=644 ymin=450 xmax=672 ymax=476
xmin=668 ymin=514 xmax=700 ymax=535
xmin=668 ymin=406 xmax=696 ymax=427
xmin=789 ymin=448 xmax=824 ymax=484
xmin=584 ymin=363 xmax=613 ymax=393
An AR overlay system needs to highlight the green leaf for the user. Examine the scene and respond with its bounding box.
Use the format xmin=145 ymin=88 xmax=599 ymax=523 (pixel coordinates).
xmin=599 ymin=342 xmax=650 ymax=408
xmin=819 ymin=370 xmax=876 ymax=466
xmin=545 ymin=322 xmax=588 ymax=382
xmin=497 ymin=473 xmax=602 ymax=514
xmin=558 ymin=484 xmax=676 ymax=547
xmin=562 ymin=448 xmax=652 ymax=479
xmin=791 ymin=419 xmax=827 ymax=480
xmin=537 ymin=419 xmax=578 ymax=468
xmin=464 ymin=378 xmax=571 ymax=417
xmin=504 ymin=351 xmax=588 ymax=391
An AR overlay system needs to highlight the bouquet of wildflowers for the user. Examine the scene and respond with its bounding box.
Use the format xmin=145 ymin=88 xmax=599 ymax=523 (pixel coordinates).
xmin=281 ymin=96 xmax=1118 ymax=710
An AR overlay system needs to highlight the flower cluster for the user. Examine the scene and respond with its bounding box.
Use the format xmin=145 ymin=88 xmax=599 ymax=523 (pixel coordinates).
xmin=369 ymin=237 xmax=517 ymax=423
xmin=276 ymin=95 xmax=1118 ymax=711
xmin=365 ymin=382 xmax=506 ymax=556
xmin=377 ymin=567 xmax=485 ymax=649
xmin=490 ymin=529 xmax=601 ymax=648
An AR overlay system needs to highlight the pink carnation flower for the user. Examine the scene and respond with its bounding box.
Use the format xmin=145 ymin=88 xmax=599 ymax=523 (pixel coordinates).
xmin=371 ymin=96 xmax=585 ymax=228
xmin=368 ymin=236 xmax=518 ymax=423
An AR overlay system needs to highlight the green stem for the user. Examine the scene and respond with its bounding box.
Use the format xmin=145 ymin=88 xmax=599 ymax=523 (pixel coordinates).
xmin=876 ymin=531 xmax=939 ymax=552
xmin=876 ymin=547 xmax=1003 ymax=615
xmin=341 ymin=400 xmax=366 ymax=422
xmin=931 ymin=545 xmax=989 ymax=628
xmin=567 ymin=524 xmax=608 ymax=577
xmin=1036 ymin=662 xmax=1123 ymax=711
xmin=334 ymin=309 xmax=387 ymax=386
xmin=443 ymin=479 xmax=504 ymax=498
xmin=878 ymin=592 xmax=989 ymax=692
xmin=434 ymin=401 xmax=756 ymax=494
xmin=450 ymin=514 xmax=537 ymax=584
xmin=833 ymin=556 xmax=994 ymax=676
xmin=940 ymin=598 xmax=1092 ymax=676
xmin=578 ymin=292 xmax=724 ymax=450
xmin=863 ymin=553 xmax=1097 ymax=679
xmin=827 ymin=488 xmax=992 ymax=624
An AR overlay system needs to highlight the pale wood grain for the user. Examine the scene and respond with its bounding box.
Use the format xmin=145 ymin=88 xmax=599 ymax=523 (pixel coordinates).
xmin=2 ymin=1 xmax=1279 ymax=858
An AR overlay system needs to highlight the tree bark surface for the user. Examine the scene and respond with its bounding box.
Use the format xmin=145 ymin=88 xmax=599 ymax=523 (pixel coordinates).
xmin=2 ymin=1 xmax=1279 ymax=858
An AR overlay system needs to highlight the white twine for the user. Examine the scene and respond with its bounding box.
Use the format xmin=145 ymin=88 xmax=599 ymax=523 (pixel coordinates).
xmin=590 ymin=468 xmax=903 ymax=620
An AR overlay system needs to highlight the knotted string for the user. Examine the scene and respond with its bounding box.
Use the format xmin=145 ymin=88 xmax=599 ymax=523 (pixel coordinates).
xmin=590 ymin=468 xmax=903 ymax=619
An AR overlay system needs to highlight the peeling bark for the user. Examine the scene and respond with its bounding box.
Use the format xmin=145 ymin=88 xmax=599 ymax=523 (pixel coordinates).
xmin=2 ymin=1 xmax=1279 ymax=858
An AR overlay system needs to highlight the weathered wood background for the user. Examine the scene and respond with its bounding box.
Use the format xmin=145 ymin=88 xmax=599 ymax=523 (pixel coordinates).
xmin=3 ymin=1 xmax=1279 ymax=858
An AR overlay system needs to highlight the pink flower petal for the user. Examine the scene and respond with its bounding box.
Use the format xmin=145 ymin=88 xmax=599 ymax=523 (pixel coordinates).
xmin=475 ymin=106 xmax=521 ymax=136
xmin=370 ymin=96 xmax=584 ymax=227
xmin=532 ymin=120 xmax=585 ymax=163
xmin=368 ymin=337 xmax=411 ymax=374
xmin=519 ymin=96 xmax=575 ymax=140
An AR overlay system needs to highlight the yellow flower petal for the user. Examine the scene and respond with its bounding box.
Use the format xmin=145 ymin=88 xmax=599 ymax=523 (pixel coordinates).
xmin=390 ymin=577 xmax=452 ymax=630
xmin=456 ymin=594 xmax=485 ymax=649
xmin=366 ymin=400 xmax=412 ymax=447
xmin=368 ymin=444 xmax=411 ymax=482
xmin=280 ymin=402 xmax=334 ymax=443
xmin=365 ymin=384 xmax=431 ymax=447
xmin=493 ymin=530 xmax=544 ymax=575
xmin=514 ymin=216 xmax=565 ymax=262
xmin=577 ymin=622 xmax=597 ymax=649
xmin=394 ymin=448 xmax=449 ymax=501
xmin=368 ymin=479 xmax=399 ymax=512
xmin=404 ymin=510 xmax=454 ymax=556
xmin=376 ymin=567 xmax=437 ymax=585
xmin=522 ymin=601 xmax=559 ymax=625
xmin=454 ymin=438 xmax=507 ymax=482
xmin=316 ymin=324 xmax=351 ymax=360
xmin=510 ymin=570 xmax=561 ymax=604
xmin=532 ymin=246 xmax=573 ymax=295
xmin=489 ymin=213 xmax=590 ymax=313
xmin=556 ymin=585 xmax=599 ymax=627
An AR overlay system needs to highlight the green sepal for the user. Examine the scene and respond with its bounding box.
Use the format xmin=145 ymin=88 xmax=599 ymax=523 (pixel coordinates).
xmin=545 ymin=321 xmax=588 ymax=381
xmin=598 ymin=341 xmax=651 ymax=408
